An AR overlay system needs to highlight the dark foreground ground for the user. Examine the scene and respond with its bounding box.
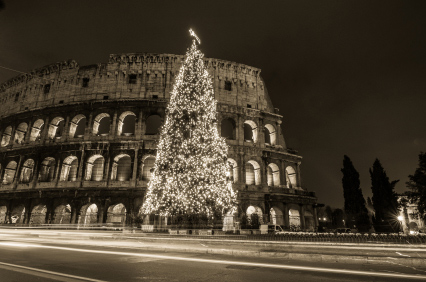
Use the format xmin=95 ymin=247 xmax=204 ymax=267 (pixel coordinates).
xmin=0 ymin=229 xmax=425 ymax=282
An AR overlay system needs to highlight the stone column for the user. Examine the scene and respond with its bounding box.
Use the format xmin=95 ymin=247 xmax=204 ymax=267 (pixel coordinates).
xmin=13 ymin=155 xmax=23 ymax=189
xmin=300 ymin=204 xmax=306 ymax=231
xmin=132 ymin=149 xmax=139 ymax=183
xmin=296 ymin=162 xmax=302 ymax=188
xmin=41 ymin=117 xmax=50 ymax=142
xmin=283 ymin=203 xmax=290 ymax=229
xmin=61 ymin=116 xmax=70 ymax=142
xmin=24 ymin=120 xmax=33 ymax=143
xmin=85 ymin=113 xmax=93 ymax=140
xmin=77 ymin=147 xmax=85 ymax=182
xmin=110 ymin=111 xmax=118 ymax=138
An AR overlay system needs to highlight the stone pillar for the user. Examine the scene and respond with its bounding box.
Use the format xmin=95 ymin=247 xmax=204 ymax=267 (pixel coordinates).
xmin=41 ymin=117 xmax=50 ymax=142
xmin=280 ymin=160 xmax=286 ymax=187
xmin=85 ymin=113 xmax=93 ymax=140
xmin=104 ymin=151 xmax=111 ymax=182
xmin=9 ymin=125 xmax=16 ymax=147
xmin=53 ymin=156 xmax=62 ymax=185
xmin=132 ymin=149 xmax=139 ymax=182
xmin=110 ymin=111 xmax=118 ymax=138
xmin=136 ymin=110 xmax=143 ymax=136
xmin=62 ymin=116 xmax=70 ymax=142
xmin=283 ymin=204 xmax=289 ymax=229
xmin=300 ymin=204 xmax=306 ymax=230
xmin=30 ymin=156 xmax=40 ymax=189
xmin=296 ymin=162 xmax=302 ymax=188
xmin=24 ymin=120 xmax=33 ymax=143
xmin=13 ymin=155 xmax=23 ymax=189
xmin=77 ymin=147 xmax=85 ymax=182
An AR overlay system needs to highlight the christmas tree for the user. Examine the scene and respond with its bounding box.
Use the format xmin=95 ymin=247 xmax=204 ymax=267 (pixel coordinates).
xmin=141 ymin=29 xmax=237 ymax=219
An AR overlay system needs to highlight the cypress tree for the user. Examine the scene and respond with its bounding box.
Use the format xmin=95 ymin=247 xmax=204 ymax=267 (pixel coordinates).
xmin=406 ymin=152 xmax=426 ymax=221
xmin=369 ymin=159 xmax=399 ymax=232
xmin=341 ymin=155 xmax=371 ymax=231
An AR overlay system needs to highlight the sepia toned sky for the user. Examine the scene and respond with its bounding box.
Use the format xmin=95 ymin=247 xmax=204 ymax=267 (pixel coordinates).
xmin=1 ymin=0 xmax=425 ymax=207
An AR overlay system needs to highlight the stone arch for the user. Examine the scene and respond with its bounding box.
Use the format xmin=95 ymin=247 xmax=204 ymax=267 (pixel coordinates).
xmin=0 ymin=206 xmax=7 ymax=224
xmin=29 ymin=204 xmax=47 ymax=225
xmin=1 ymin=126 xmax=12 ymax=147
xmin=60 ymin=156 xmax=78 ymax=181
xmin=267 ymin=163 xmax=280 ymax=187
xmin=48 ymin=117 xmax=65 ymax=139
xmin=111 ymin=154 xmax=132 ymax=181
xmin=92 ymin=113 xmax=111 ymax=135
xmin=246 ymin=205 xmax=263 ymax=224
xmin=117 ymin=111 xmax=136 ymax=136
xmin=245 ymin=160 xmax=261 ymax=185
xmin=142 ymin=155 xmax=155 ymax=181
xmin=106 ymin=203 xmax=127 ymax=224
xmin=10 ymin=205 xmax=25 ymax=224
xmin=85 ymin=155 xmax=104 ymax=181
xmin=286 ymin=166 xmax=297 ymax=188
xmin=79 ymin=203 xmax=98 ymax=226
xmin=52 ymin=204 xmax=71 ymax=224
xmin=243 ymin=120 xmax=258 ymax=143
xmin=289 ymin=207 xmax=301 ymax=228
xmin=3 ymin=161 xmax=17 ymax=184
xmin=270 ymin=207 xmax=284 ymax=225
xmin=39 ymin=157 xmax=56 ymax=182
xmin=227 ymin=158 xmax=238 ymax=183
xmin=29 ymin=119 xmax=44 ymax=141
xmin=145 ymin=114 xmax=162 ymax=135
xmin=304 ymin=210 xmax=314 ymax=231
xmin=221 ymin=118 xmax=236 ymax=140
xmin=264 ymin=124 xmax=276 ymax=145
xmin=20 ymin=159 xmax=35 ymax=183
xmin=69 ymin=114 xmax=86 ymax=138
xmin=14 ymin=122 xmax=28 ymax=144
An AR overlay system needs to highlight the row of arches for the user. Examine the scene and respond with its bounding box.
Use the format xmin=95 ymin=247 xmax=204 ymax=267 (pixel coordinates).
xmin=228 ymin=158 xmax=297 ymax=188
xmin=0 ymin=203 xmax=128 ymax=225
xmin=1 ymin=155 xmax=156 ymax=185
xmin=1 ymin=155 xmax=297 ymax=188
xmin=221 ymin=118 xmax=277 ymax=145
xmin=0 ymin=112 xmax=162 ymax=147
xmin=2 ymin=115 xmax=279 ymax=148
xmin=246 ymin=205 xmax=315 ymax=230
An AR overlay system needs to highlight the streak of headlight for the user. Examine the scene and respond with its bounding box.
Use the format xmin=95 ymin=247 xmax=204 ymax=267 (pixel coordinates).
xmin=0 ymin=242 xmax=424 ymax=280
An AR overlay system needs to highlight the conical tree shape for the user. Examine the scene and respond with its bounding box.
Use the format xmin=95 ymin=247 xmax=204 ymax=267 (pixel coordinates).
xmin=141 ymin=31 xmax=237 ymax=217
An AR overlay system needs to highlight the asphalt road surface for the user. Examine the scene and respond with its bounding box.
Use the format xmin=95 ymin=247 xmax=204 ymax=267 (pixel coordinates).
xmin=0 ymin=235 xmax=425 ymax=281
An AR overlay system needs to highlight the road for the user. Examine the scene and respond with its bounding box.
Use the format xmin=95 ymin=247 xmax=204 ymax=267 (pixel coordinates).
xmin=0 ymin=231 xmax=425 ymax=281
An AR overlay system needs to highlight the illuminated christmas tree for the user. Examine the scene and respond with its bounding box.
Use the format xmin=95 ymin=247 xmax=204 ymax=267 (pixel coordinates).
xmin=141 ymin=30 xmax=237 ymax=219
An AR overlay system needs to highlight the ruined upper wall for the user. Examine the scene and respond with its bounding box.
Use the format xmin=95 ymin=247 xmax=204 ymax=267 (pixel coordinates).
xmin=0 ymin=54 xmax=275 ymax=118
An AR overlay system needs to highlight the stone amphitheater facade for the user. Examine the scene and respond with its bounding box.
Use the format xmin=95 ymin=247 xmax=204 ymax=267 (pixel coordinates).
xmin=0 ymin=53 xmax=318 ymax=230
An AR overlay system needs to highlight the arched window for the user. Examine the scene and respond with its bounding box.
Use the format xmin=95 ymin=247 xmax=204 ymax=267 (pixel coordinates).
xmin=142 ymin=156 xmax=155 ymax=181
xmin=11 ymin=205 xmax=25 ymax=224
xmin=39 ymin=157 xmax=56 ymax=182
xmin=60 ymin=156 xmax=78 ymax=181
xmin=286 ymin=166 xmax=297 ymax=188
xmin=79 ymin=203 xmax=98 ymax=226
xmin=3 ymin=161 xmax=17 ymax=184
xmin=245 ymin=160 xmax=261 ymax=185
xmin=289 ymin=208 xmax=301 ymax=227
xmin=227 ymin=158 xmax=238 ymax=183
xmin=53 ymin=204 xmax=71 ymax=224
xmin=20 ymin=159 xmax=35 ymax=183
xmin=1 ymin=126 xmax=12 ymax=147
xmin=221 ymin=118 xmax=235 ymax=140
xmin=117 ymin=111 xmax=136 ymax=136
xmin=69 ymin=115 xmax=86 ymax=138
xmin=29 ymin=205 xmax=47 ymax=225
xmin=14 ymin=122 xmax=28 ymax=144
xmin=111 ymin=154 xmax=132 ymax=181
xmin=106 ymin=203 xmax=127 ymax=224
xmin=243 ymin=120 xmax=258 ymax=143
xmin=145 ymin=115 xmax=161 ymax=135
xmin=48 ymin=117 xmax=65 ymax=139
xmin=264 ymin=124 xmax=276 ymax=145
xmin=270 ymin=207 xmax=284 ymax=225
xmin=267 ymin=163 xmax=280 ymax=187
xmin=92 ymin=113 xmax=110 ymax=136
xmin=85 ymin=155 xmax=104 ymax=181
xmin=246 ymin=205 xmax=263 ymax=224
xmin=29 ymin=119 xmax=44 ymax=141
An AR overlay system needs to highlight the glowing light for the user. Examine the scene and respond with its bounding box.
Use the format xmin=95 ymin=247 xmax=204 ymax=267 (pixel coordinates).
xmin=397 ymin=216 xmax=404 ymax=221
xmin=141 ymin=30 xmax=237 ymax=217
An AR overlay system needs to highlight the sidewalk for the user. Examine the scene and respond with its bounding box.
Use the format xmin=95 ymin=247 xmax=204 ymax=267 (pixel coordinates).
xmin=1 ymin=229 xmax=426 ymax=268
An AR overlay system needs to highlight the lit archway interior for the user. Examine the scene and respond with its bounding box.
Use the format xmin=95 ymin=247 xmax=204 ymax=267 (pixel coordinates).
xmin=111 ymin=154 xmax=132 ymax=181
xmin=117 ymin=111 xmax=136 ymax=136
xmin=267 ymin=163 xmax=280 ymax=187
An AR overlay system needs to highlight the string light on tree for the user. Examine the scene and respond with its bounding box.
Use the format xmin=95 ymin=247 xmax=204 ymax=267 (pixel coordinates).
xmin=141 ymin=29 xmax=237 ymax=218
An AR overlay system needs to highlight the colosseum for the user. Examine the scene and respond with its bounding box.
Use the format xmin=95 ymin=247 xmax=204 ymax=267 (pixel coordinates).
xmin=0 ymin=53 xmax=318 ymax=231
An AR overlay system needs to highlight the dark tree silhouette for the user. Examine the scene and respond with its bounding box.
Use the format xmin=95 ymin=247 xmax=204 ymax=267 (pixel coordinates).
xmin=369 ymin=159 xmax=399 ymax=232
xmin=0 ymin=1 xmax=4 ymax=11
xmin=406 ymin=152 xmax=426 ymax=221
xmin=341 ymin=155 xmax=371 ymax=231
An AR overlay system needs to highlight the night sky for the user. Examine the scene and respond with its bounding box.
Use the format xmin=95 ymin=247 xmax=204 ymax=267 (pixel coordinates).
xmin=1 ymin=1 xmax=425 ymax=207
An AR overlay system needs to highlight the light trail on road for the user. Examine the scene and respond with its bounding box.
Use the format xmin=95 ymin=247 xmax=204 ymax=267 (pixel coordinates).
xmin=0 ymin=261 xmax=107 ymax=282
xmin=0 ymin=242 xmax=425 ymax=280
